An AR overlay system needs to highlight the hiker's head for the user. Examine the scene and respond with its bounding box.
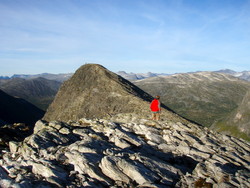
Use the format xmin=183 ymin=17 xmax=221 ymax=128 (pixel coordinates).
xmin=155 ymin=95 xmax=160 ymax=99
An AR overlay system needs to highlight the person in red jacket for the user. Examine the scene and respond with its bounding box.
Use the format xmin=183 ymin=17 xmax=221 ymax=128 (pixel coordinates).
xmin=150 ymin=95 xmax=161 ymax=120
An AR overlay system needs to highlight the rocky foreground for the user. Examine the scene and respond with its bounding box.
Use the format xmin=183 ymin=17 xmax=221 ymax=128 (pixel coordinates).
xmin=0 ymin=115 xmax=249 ymax=188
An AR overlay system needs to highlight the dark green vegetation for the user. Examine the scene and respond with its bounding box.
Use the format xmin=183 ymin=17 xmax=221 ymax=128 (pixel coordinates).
xmin=0 ymin=77 xmax=61 ymax=110
xmin=133 ymin=72 xmax=250 ymax=141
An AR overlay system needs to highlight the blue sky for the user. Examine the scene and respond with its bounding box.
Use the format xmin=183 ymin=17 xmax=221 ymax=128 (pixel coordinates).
xmin=0 ymin=0 xmax=250 ymax=76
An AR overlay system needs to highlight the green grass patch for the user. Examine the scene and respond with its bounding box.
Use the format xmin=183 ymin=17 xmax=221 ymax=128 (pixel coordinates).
xmin=214 ymin=121 xmax=250 ymax=142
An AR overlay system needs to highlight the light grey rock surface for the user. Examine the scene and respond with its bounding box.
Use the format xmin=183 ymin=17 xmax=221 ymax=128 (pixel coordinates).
xmin=0 ymin=116 xmax=249 ymax=187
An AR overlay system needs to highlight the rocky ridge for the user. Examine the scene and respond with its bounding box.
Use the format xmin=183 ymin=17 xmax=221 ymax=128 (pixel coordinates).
xmin=43 ymin=64 xmax=182 ymax=123
xmin=0 ymin=115 xmax=249 ymax=187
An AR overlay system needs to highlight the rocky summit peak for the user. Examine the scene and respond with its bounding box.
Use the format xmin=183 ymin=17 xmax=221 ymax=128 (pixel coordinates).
xmin=43 ymin=64 xmax=181 ymax=122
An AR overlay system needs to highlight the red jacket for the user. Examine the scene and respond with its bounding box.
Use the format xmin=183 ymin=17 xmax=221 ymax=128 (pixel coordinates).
xmin=150 ymin=99 xmax=160 ymax=112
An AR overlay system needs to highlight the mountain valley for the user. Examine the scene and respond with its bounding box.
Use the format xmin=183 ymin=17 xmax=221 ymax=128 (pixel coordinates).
xmin=0 ymin=77 xmax=61 ymax=110
xmin=133 ymin=72 xmax=250 ymax=140
xmin=0 ymin=64 xmax=249 ymax=187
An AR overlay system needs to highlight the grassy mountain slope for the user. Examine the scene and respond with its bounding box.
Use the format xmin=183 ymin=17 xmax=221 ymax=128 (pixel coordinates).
xmin=134 ymin=72 xmax=250 ymax=127
xmin=0 ymin=77 xmax=61 ymax=110
xmin=212 ymin=89 xmax=250 ymax=141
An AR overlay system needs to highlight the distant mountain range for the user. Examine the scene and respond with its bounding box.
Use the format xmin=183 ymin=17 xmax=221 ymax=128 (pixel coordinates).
xmin=215 ymin=69 xmax=250 ymax=81
xmin=1 ymin=69 xmax=249 ymax=82
xmin=0 ymin=73 xmax=73 ymax=82
xmin=117 ymin=69 xmax=250 ymax=81
xmin=116 ymin=71 xmax=169 ymax=80
xmin=117 ymin=69 xmax=250 ymax=82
